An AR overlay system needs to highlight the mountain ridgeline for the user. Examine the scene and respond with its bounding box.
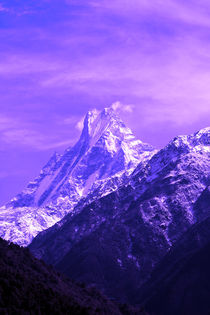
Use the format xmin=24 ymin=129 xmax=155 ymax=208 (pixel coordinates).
xmin=0 ymin=106 xmax=210 ymax=313
xmin=0 ymin=108 xmax=155 ymax=246
xmin=29 ymin=125 xmax=210 ymax=305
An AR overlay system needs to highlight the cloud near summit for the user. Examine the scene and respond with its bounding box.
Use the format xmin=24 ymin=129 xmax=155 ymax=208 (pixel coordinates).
xmin=111 ymin=102 xmax=134 ymax=114
xmin=0 ymin=0 xmax=210 ymax=147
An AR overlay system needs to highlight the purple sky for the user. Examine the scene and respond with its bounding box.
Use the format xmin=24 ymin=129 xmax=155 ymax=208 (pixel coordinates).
xmin=0 ymin=0 xmax=210 ymax=205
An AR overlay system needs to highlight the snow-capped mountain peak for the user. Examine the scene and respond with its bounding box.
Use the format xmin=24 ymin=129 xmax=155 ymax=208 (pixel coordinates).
xmin=0 ymin=106 xmax=155 ymax=246
xmin=168 ymin=127 xmax=210 ymax=154
xmin=81 ymin=107 xmax=129 ymax=147
xmin=77 ymin=106 xmax=154 ymax=163
xmin=192 ymin=127 xmax=210 ymax=149
xmin=29 ymin=125 xmax=210 ymax=304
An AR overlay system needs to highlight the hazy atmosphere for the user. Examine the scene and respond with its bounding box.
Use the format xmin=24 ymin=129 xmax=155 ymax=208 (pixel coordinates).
xmin=0 ymin=0 xmax=210 ymax=205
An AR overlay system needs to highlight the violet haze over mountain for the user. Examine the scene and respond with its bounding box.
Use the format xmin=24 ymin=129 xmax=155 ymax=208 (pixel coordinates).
xmin=1 ymin=99 xmax=209 ymax=307
xmin=0 ymin=0 xmax=210 ymax=205
xmin=0 ymin=107 xmax=156 ymax=245
xmin=1 ymin=3 xmax=210 ymax=314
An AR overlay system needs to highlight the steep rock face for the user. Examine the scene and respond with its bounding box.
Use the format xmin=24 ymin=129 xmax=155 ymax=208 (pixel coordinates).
xmin=0 ymin=108 xmax=154 ymax=246
xmin=30 ymin=127 xmax=210 ymax=304
xmin=137 ymin=187 xmax=210 ymax=314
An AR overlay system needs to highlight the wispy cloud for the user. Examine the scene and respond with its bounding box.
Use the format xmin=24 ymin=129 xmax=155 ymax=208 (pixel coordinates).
xmin=92 ymin=0 xmax=210 ymax=27
xmin=61 ymin=114 xmax=86 ymax=132
xmin=0 ymin=4 xmax=9 ymax=12
xmin=36 ymin=31 xmax=210 ymax=126
xmin=0 ymin=54 xmax=60 ymax=75
xmin=0 ymin=114 xmax=75 ymax=150
xmin=0 ymin=0 xmax=209 ymax=148
xmin=0 ymin=0 xmax=210 ymax=205
xmin=0 ymin=115 xmax=19 ymax=131
xmin=111 ymin=101 xmax=134 ymax=113
xmin=75 ymin=117 xmax=85 ymax=132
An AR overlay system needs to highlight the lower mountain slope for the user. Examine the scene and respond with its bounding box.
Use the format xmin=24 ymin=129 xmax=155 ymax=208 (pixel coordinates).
xmin=137 ymin=187 xmax=210 ymax=314
xmin=0 ymin=237 xmax=145 ymax=315
xmin=30 ymin=128 xmax=210 ymax=304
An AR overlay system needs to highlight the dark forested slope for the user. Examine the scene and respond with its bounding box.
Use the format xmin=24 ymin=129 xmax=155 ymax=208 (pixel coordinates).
xmin=0 ymin=238 xmax=144 ymax=315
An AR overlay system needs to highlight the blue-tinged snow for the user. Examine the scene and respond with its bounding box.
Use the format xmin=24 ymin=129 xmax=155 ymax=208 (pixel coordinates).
xmin=0 ymin=107 xmax=155 ymax=246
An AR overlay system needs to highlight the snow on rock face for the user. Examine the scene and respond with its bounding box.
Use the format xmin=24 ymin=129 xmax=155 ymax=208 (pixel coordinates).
xmin=29 ymin=126 xmax=210 ymax=303
xmin=0 ymin=107 xmax=155 ymax=246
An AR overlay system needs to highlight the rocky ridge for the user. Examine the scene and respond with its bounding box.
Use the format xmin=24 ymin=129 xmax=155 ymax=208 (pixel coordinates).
xmin=0 ymin=107 xmax=155 ymax=246
xmin=29 ymin=127 xmax=210 ymax=304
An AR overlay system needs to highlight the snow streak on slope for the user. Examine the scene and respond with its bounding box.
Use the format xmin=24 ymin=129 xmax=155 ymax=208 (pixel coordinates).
xmin=0 ymin=107 xmax=155 ymax=246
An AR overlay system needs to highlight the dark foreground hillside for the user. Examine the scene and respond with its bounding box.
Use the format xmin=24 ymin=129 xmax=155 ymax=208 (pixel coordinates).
xmin=0 ymin=238 xmax=145 ymax=315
